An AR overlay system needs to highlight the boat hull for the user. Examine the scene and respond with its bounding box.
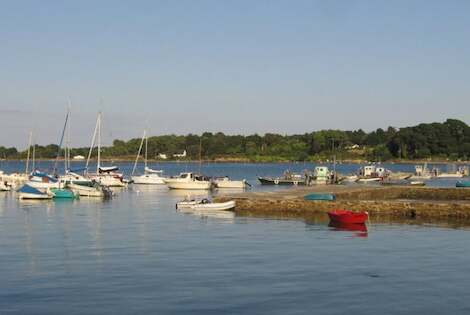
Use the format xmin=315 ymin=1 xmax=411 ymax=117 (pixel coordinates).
xmin=456 ymin=181 xmax=470 ymax=188
xmin=215 ymin=180 xmax=246 ymax=189
xmin=68 ymin=182 xmax=105 ymax=197
xmin=258 ymin=177 xmax=306 ymax=185
xmin=131 ymin=175 xmax=166 ymax=185
xmin=18 ymin=192 xmax=52 ymax=200
xmin=304 ymin=193 xmax=336 ymax=201
xmin=328 ymin=210 xmax=368 ymax=224
xmin=167 ymin=181 xmax=212 ymax=190
xmin=177 ymin=200 xmax=236 ymax=211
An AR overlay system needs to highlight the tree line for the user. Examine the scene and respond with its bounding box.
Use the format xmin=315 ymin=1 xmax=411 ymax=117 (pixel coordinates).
xmin=2 ymin=119 xmax=469 ymax=162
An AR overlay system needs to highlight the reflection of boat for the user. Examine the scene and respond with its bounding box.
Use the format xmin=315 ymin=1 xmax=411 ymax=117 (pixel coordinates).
xmin=328 ymin=221 xmax=368 ymax=237
xmin=456 ymin=181 xmax=470 ymax=188
xmin=166 ymin=172 xmax=212 ymax=190
xmin=17 ymin=184 xmax=53 ymax=200
xmin=328 ymin=209 xmax=368 ymax=224
xmin=177 ymin=208 xmax=236 ymax=219
xmin=214 ymin=177 xmax=248 ymax=189
xmin=176 ymin=198 xmax=236 ymax=211
xmin=258 ymin=170 xmax=307 ymax=185
xmin=304 ymin=193 xmax=336 ymax=201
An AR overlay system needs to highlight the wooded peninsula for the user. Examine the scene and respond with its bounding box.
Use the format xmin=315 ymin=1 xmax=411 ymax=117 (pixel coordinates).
xmin=1 ymin=119 xmax=469 ymax=162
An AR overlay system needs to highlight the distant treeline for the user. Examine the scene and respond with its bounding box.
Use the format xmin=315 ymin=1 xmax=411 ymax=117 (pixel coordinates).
xmin=1 ymin=119 xmax=470 ymax=162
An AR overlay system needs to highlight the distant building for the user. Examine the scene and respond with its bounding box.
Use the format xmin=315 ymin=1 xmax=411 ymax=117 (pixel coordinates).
xmin=173 ymin=150 xmax=187 ymax=158
xmin=346 ymin=144 xmax=360 ymax=150
xmin=73 ymin=155 xmax=85 ymax=160
xmin=158 ymin=153 xmax=168 ymax=160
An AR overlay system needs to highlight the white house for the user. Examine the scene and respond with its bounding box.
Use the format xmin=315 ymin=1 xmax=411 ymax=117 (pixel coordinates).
xmin=73 ymin=155 xmax=85 ymax=160
xmin=158 ymin=153 xmax=168 ymax=160
xmin=173 ymin=150 xmax=187 ymax=158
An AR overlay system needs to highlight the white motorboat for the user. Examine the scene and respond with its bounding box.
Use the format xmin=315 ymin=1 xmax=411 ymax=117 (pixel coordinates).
xmin=214 ymin=176 xmax=248 ymax=189
xmin=166 ymin=172 xmax=212 ymax=190
xmin=176 ymin=198 xmax=236 ymax=211
xmin=131 ymin=130 xmax=167 ymax=185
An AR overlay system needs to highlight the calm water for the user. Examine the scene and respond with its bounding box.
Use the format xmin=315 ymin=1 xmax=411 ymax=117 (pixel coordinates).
xmin=1 ymin=162 xmax=470 ymax=314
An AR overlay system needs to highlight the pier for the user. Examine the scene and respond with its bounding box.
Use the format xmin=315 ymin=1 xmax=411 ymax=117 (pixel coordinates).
xmin=216 ymin=185 xmax=470 ymax=221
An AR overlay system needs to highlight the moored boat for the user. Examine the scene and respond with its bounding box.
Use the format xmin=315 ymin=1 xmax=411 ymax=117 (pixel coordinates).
xmin=50 ymin=188 xmax=79 ymax=199
xmin=17 ymin=184 xmax=53 ymax=200
xmin=214 ymin=177 xmax=249 ymax=189
xmin=176 ymin=198 xmax=236 ymax=211
xmin=304 ymin=193 xmax=336 ymax=201
xmin=456 ymin=181 xmax=470 ymax=188
xmin=327 ymin=209 xmax=368 ymax=224
xmin=131 ymin=130 xmax=167 ymax=185
xmin=258 ymin=170 xmax=307 ymax=186
xmin=166 ymin=172 xmax=212 ymax=190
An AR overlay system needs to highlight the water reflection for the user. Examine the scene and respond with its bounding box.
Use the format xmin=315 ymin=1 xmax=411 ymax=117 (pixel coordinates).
xmin=177 ymin=208 xmax=236 ymax=221
xmin=328 ymin=221 xmax=368 ymax=238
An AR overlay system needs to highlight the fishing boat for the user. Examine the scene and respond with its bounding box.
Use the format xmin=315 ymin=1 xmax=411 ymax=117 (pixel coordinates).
xmin=309 ymin=166 xmax=331 ymax=185
xmin=327 ymin=209 xmax=369 ymax=224
xmin=409 ymin=164 xmax=432 ymax=180
xmin=304 ymin=193 xmax=336 ymax=201
xmin=17 ymin=184 xmax=53 ymax=200
xmin=213 ymin=176 xmax=249 ymax=189
xmin=50 ymin=188 xmax=78 ymax=199
xmin=456 ymin=181 xmax=470 ymax=188
xmin=258 ymin=170 xmax=307 ymax=185
xmin=355 ymin=165 xmax=390 ymax=183
xmin=165 ymin=172 xmax=212 ymax=190
xmin=131 ymin=130 xmax=167 ymax=185
xmin=176 ymin=198 xmax=236 ymax=211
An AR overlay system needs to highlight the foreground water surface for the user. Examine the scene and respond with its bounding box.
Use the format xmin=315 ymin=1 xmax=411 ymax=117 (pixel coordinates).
xmin=1 ymin=162 xmax=469 ymax=314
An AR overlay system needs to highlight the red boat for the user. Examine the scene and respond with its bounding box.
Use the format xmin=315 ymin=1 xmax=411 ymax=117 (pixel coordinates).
xmin=327 ymin=209 xmax=368 ymax=224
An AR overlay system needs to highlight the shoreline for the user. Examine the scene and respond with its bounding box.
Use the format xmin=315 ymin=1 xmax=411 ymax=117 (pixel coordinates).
xmin=215 ymin=185 xmax=470 ymax=222
xmin=2 ymin=158 xmax=469 ymax=164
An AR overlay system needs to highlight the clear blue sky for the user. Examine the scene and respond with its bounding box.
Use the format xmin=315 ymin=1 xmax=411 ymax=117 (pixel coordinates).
xmin=1 ymin=0 xmax=469 ymax=148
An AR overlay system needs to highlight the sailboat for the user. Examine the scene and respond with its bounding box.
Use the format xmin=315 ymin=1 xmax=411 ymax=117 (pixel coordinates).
xmin=131 ymin=130 xmax=166 ymax=185
xmin=85 ymin=112 xmax=126 ymax=187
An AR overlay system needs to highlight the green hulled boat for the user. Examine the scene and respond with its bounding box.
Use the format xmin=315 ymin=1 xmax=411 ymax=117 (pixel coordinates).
xmin=304 ymin=193 xmax=336 ymax=201
xmin=50 ymin=188 xmax=79 ymax=199
xmin=456 ymin=181 xmax=470 ymax=188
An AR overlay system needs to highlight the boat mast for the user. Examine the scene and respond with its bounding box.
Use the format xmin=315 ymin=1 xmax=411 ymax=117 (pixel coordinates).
xmin=144 ymin=132 xmax=148 ymax=173
xmin=131 ymin=129 xmax=146 ymax=176
xmin=66 ymin=105 xmax=71 ymax=173
xmin=25 ymin=131 xmax=33 ymax=174
xmin=85 ymin=112 xmax=100 ymax=175
xmin=198 ymin=137 xmax=202 ymax=174
xmin=53 ymin=109 xmax=69 ymax=176
xmin=97 ymin=112 xmax=101 ymax=174
xmin=32 ymin=138 xmax=36 ymax=172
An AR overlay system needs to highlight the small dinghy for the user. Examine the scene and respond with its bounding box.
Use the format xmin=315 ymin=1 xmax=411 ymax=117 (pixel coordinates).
xmin=304 ymin=193 xmax=336 ymax=201
xmin=176 ymin=198 xmax=236 ymax=211
xmin=214 ymin=177 xmax=250 ymax=189
xmin=50 ymin=188 xmax=79 ymax=199
xmin=328 ymin=209 xmax=368 ymax=224
xmin=17 ymin=184 xmax=53 ymax=200
xmin=456 ymin=181 xmax=470 ymax=188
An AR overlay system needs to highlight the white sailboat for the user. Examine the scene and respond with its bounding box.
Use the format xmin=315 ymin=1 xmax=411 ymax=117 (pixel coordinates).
xmin=85 ymin=112 xmax=126 ymax=187
xmin=131 ymin=130 xmax=166 ymax=185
